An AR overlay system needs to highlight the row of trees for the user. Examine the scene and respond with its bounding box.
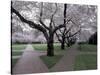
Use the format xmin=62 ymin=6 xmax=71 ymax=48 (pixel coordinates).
xmin=11 ymin=1 xmax=97 ymax=56
xmin=54 ymin=4 xmax=80 ymax=49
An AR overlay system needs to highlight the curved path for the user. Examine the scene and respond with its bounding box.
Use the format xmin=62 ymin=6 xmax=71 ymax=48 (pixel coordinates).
xmin=12 ymin=44 xmax=48 ymax=74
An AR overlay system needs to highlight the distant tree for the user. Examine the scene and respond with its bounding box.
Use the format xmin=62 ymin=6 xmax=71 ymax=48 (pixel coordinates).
xmin=88 ymin=32 xmax=97 ymax=45
xmin=54 ymin=4 xmax=80 ymax=49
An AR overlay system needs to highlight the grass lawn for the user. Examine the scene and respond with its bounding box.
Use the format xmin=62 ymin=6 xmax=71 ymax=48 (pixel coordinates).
xmin=12 ymin=44 xmax=26 ymax=68
xmin=78 ymin=44 xmax=97 ymax=52
xmin=12 ymin=51 xmax=23 ymax=56
xmin=32 ymin=43 xmax=47 ymax=51
xmin=74 ymin=54 xmax=97 ymax=70
xmin=12 ymin=58 xmax=19 ymax=68
xmin=40 ymin=55 xmax=63 ymax=69
xmin=32 ymin=43 xmax=67 ymax=55
xmin=32 ymin=43 xmax=67 ymax=51
xmin=12 ymin=51 xmax=23 ymax=68
xmin=12 ymin=44 xmax=26 ymax=50
xmin=33 ymin=43 xmax=67 ymax=70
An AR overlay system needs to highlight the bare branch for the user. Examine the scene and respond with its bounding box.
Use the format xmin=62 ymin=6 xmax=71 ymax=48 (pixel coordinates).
xmin=52 ymin=20 xmax=62 ymax=42
xmin=53 ymin=24 xmax=65 ymax=33
xmin=55 ymin=33 xmax=62 ymax=42
xmin=52 ymin=20 xmax=63 ymax=34
xmin=66 ymin=29 xmax=81 ymax=38
xmin=65 ymin=25 xmax=73 ymax=35
xmin=12 ymin=5 xmax=47 ymax=33
xmin=52 ymin=19 xmax=65 ymax=34
xmin=39 ymin=2 xmax=49 ymax=30
xmin=49 ymin=3 xmax=58 ymax=28
xmin=70 ymin=19 xmax=80 ymax=27
xmin=11 ymin=6 xmax=50 ymax=41
xmin=39 ymin=19 xmax=50 ymax=30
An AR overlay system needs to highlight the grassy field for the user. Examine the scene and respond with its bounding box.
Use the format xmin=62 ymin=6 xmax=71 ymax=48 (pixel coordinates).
xmin=12 ymin=51 xmax=23 ymax=56
xmin=32 ymin=43 xmax=67 ymax=55
xmin=40 ymin=55 xmax=63 ymax=69
xmin=12 ymin=58 xmax=19 ymax=68
xmin=74 ymin=54 xmax=97 ymax=70
xmin=78 ymin=44 xmax=97 ymax=52
xmin=12 ymin=44 xmax=26 ymax=50
xmin=12 ymin=44 xmax=26 ymax=57
xmin=12 ymin=44 xmax=26 ymax=68
xmin=32 ymin=43 xmax=47 ymax=51
xmin=74 ymin=44 xmax=97 ymax=70
xmin=32 ymin=43 xmax=67 ymax=50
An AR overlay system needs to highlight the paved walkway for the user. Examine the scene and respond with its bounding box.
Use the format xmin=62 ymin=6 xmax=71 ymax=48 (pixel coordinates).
xmin=50 ymin=44 xmax=79 ymax=72
xmin=12 ymin=44 xmax=48 ymax=74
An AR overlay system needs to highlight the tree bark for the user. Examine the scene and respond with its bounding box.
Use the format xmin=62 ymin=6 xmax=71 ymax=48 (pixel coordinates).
xmin=67 ymin=37 xmax=71 ymax=47
xmin=47 ymin=34 xmax=54 ymax=56
xmin=61 ymin=36 xmax=65 ymax=49
xmin=60 ymin=4 xmax=67 ymax=50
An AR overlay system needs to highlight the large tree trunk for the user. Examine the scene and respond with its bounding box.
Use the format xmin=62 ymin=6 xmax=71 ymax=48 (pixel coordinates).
xmin=61 ymin=4 xmax=67 ymax=50
xmin=61 ymin=36 xmax=65 ymax=49
xmin=47 ymin=35 xmax=54 ymax=56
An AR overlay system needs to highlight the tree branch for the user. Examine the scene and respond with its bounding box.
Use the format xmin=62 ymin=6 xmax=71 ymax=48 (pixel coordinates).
xmin=65 ymin=25 xmax=73 ymax=35
xmin=55 ymin=32 xmax=62 ymax=42
xmin=12 ymin=6 xmax=43 ymax=31
xmin=39 ymin=2 xmax=49 ymax=30
xmin=11 ymin=6 xmax=49 ymax=41
xmin=49 ymin=3 xmax=58 ymax=28
xmin=66 ymin=29 xmax=80 ymax=38
xmin=53 ymin=24 xmax=65 ymax=33
xmin=39 ymin=20 xmax=50 ymax=30
xmin=70 ymin=19 xmax=79 ymax=27
xmin=52 ymin=20 xmax=62 ymax=42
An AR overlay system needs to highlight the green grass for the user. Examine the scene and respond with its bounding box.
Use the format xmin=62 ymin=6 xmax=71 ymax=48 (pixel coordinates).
xmin=12 ymin=51 xmax=23 ymax=68
xmin=78 ymin=44 xmax=97 ymax=52
xmin=32 ymin=44 xmax=47 ymax=51
xmin=12 ymin=44 xmax=26 ymax=56
xmin=40 ymin=55 xmax=63 ymax=69
xmin=12 ymin=51 xmax=23 ymax=56
xmin=12 ymin=44 xmax=26 ymax=68
xmin=74 ymin=54 xmax=97 ymax=70
xmin=32 ymin=43 xmax=66 ymax=51
xmin=54 ymin=43 xmax=67 ymax=55
xmin=32 ymin=43 xmax=67 ymax=55
xmin=12 ymin=58 xmax=19 ymax=68
xmin=12 ymin=44 xmax=26 ymax=50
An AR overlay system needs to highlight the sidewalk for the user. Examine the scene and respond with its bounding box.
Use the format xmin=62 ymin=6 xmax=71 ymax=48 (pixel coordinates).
xmin=12 ymin=44 xmax=48 ymax=74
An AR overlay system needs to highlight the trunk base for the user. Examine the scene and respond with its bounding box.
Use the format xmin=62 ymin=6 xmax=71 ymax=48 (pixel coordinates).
xmin=47 ymin=50 xmax=54 ymax=56
xmin=47 ymin=42 xmax=54 ymax=56
xmin=61 ymin=44 xmax=65 ymax=50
